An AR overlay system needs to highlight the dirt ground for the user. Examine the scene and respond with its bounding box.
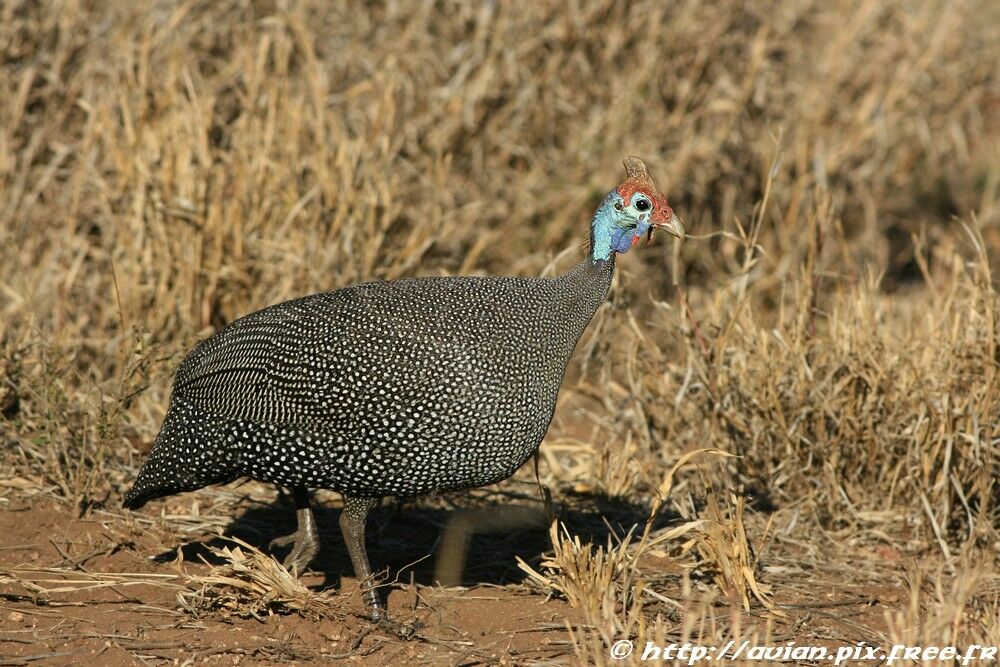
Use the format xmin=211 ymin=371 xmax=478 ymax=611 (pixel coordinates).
xmin=0 ymin=492 xmax=579 ymax=665
xmin=0 ymin=483 xmax=914 ymax=667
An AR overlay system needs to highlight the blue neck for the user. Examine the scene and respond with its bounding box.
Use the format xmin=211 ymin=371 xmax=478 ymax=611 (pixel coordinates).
xmin=590 ymin=194 xmax=632 ymax=262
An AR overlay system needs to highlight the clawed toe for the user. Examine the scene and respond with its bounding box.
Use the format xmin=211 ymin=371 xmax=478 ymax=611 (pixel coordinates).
xmin=268 ymin=533 xmax=319 ymax=575
xmin=373 ymin=612 xmax=416 ymax=639
xmin=268 ymin=533 xmax=296 ymax=550
xmin=267 ymin=488 xmax=320 ymax=576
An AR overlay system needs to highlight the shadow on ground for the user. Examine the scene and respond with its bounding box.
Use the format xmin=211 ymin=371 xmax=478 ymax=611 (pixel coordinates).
xmin=152 ymin=488 xmax=679 ymax=591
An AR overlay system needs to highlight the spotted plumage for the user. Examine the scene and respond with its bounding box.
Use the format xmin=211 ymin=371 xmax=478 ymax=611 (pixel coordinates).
xmin=124 ymin=157 xmax=683 ymax=623
xmin=125 ymin=264 xmax=613 ymax=504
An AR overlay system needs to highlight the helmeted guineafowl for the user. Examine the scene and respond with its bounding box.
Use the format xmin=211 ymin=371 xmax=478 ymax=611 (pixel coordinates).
xmin=123 ymin=157 xmax=683 ymax=622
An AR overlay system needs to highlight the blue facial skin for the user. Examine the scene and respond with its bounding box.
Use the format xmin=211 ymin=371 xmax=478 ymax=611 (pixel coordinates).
xmin=590 ymin=191 xmax=651 ymax=263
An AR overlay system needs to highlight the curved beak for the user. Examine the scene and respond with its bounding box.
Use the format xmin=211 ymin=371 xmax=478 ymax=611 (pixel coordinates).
xmin=655 ymin=210 xmax=685 ymax=239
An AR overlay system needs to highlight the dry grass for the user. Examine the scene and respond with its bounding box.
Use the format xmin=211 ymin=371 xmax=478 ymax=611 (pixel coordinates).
xmin=1 ymin=0 xmax=998 ymax=663
xmin=174 ymin=536 xmax=347 ymax=621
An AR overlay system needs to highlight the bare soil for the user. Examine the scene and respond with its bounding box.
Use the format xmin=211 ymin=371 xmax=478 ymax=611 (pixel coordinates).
xmin=0 ymin=489 xmax=911 ymax=666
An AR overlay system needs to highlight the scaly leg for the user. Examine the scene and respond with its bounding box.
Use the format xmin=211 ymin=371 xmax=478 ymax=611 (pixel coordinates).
xmin=339 ymin=495 xmax=384 ymax=622
xmin=268 ymin=486 xmax=320 ymax=576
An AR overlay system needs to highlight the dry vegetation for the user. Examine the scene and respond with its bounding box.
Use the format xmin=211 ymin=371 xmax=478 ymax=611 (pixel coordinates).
xmin=1 ymin=0 xmax=998 ymax=664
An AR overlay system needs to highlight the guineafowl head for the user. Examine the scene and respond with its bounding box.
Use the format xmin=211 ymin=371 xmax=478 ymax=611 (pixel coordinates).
xmin=590 ymin=156 xmax=684 ymax=262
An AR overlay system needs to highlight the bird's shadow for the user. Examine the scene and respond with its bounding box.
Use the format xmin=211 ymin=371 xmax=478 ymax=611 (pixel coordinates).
xmin=153 ymin=488 xmax=678 ymax=593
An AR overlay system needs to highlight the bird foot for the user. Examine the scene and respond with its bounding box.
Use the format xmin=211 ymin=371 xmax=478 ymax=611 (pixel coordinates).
xmin=268 ymin=529 xmax=319 ymax=576
xmin=268 ymin=533 xmax=296 ymax=549
xmin=371 ymin=610 xmax=416 ymax=639
xmin=268 ymin=506 xmax=320 ymax=576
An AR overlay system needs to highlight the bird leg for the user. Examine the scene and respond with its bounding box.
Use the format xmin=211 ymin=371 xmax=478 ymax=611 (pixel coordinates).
xmin=339 ymin=495 xmax=385 ymax=622
xmin=268 ymin=486 xmax=320 ymax=576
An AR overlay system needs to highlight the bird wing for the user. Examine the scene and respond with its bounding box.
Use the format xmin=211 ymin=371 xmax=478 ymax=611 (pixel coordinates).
xmin=170 ymin=278 xmax=527 ymax=428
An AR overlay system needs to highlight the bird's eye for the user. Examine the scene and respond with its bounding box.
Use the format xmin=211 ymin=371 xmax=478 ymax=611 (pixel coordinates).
xmin=635 ymin=198 xmax=651 ymax=211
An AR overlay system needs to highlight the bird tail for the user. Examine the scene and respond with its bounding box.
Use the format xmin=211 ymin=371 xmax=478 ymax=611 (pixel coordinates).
xmin=122 ymin=468 xmax=180 ymax=510
xmin=123 ymin=400 xmax=240 ymax=510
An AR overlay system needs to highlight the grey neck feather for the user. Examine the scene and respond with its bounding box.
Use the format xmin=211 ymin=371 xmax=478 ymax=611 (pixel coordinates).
xmin=552 ymin=255 xmax=615 ymax=337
